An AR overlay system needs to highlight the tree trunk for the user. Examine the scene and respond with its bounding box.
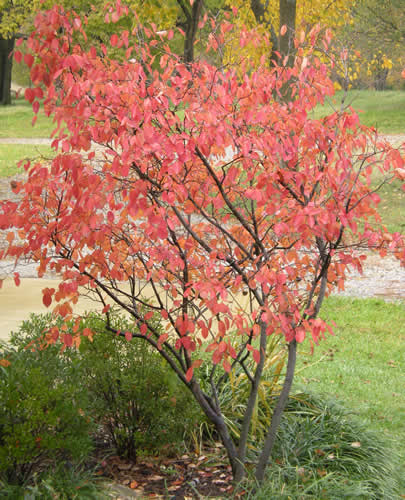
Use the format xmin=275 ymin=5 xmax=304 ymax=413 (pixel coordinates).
xmin=374 ymin=68 xmax=389 ymax=91
xmin=279 ymin=0 xmax=296 ymax=63
xmin=250 ymin=0 xmax=279 ymax=64
xmin=234 ymin=322 xmax=268 ymax=483
xmin=189 ymin=380 xmax=240 ymax=476
xmin=0 ymin=36 xmax=15 ymax=106
xmin=184 ymin=0 xmax=203 ymax=63
xmin=255 ymin=339 xmax=297 ymax=482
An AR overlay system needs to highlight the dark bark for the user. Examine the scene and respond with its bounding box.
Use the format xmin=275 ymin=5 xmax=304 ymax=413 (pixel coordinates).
xmin=234 ymin=322 xmax=267 ymax=483
xmin=374 ymin=68 xmax=389 ymax=91
xmin=255 ymin=339 xmax=297 ymax=482
xmin=177 ymin=0 xmax=203 ymax=63
xmin=279 ymin=0 xmax=296 ymax=63
xmin=189 ymin=379 xmax=240 ymax=476
xmin=250 ymin=0 xmax=279 ymax=65
xmin=0 ymin=36 xmax=15 ymax=106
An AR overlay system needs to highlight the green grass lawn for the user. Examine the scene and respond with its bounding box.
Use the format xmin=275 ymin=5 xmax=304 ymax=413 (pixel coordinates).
xmin=311 ymin=90 xmax=405 ymax=134
xmin=374 ymin=179 xmax=405 ymax=234
xmin=0 ymin=99 xmax=55 ymax=138
xmin=0 ymin=145 xmax=53 ymax=177
xmin=3 ymin=89 xmax=405 ymax=138
xmin=295 ymin=296 xmax=405 ymax=476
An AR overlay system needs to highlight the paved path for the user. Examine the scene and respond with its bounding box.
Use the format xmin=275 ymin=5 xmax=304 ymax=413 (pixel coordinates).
xmin=0 ymin=137 xmax=53 ymax=145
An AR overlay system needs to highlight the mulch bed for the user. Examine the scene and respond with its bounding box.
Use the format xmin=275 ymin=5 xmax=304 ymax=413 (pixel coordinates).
xmin=97 ymin=450 xmax=240 ymax=499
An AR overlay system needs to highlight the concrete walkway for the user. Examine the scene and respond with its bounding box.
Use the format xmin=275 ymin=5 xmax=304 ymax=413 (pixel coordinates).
xmin=0 ymin=137 xmax=53 ymax=145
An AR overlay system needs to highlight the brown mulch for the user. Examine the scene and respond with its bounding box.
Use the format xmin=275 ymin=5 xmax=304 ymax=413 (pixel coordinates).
xmin=97 ymin=450 xmax=239 ymax=499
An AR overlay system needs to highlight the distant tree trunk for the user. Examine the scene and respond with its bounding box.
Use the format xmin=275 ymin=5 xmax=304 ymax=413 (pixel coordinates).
xmin=0 ymin=36 xmax=15 ymax=106
xmin=250 ymin=0 xmax=296 ymax=65
xmin=279 ymin=0 xmax=296 ymax=62
xmin=178 ymin=0 xmax=203 ymax=63
xmin=374 ymin=68 xmax=389 ymax=91
xmin=250 ymin=0 xmax=279 ymax=64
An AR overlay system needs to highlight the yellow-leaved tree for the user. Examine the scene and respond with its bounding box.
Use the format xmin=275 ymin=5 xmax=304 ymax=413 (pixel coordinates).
xmin=223 ymin=0 xmax=357 ymax=69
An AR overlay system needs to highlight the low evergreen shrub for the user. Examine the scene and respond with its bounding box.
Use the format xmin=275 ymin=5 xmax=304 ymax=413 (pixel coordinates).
xmin=0 ymin=322 xmax=94 ymax=484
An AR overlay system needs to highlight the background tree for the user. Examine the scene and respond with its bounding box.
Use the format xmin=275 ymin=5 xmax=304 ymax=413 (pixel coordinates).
xmin=223 ymin=0 xmax=357 ymax=67
xmin=0 ymin=0 xmax=43 ymax=104
xmin=348 ymin=0 xmax=405 ymax=90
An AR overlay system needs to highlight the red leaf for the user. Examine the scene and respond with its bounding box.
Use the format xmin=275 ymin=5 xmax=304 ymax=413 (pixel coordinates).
xmin=110 ymin=34 xmax=119 ymax=47
xmin=25 ymin=88 xmax=35 ymax=103
xmin=252 ymin=349 xmax=260 ymax=364
xmin=42 ymin=292 xmax=52 ymax=308
xmin=125 ymin=331 xmax=132 ymax=341
xmin=24 ymin=53 xmax=34 ymax=68
xmin=185 ymin=367 xmax=193 ymax=382
xmin=144 ymin=311 xmax=154 ymax=321
xmin=14 ymin=51 xmax=22 ymax=63
xmin=32 ymin=101 xmax=40 ymax=114
xmin=13 ymin=273 xmax=20 ymax=287
xmin=295 ymin=329 xmax=305 ymax=343
xmin=42 ymin=287 xmax=55 ymax=308
xmin=82 ymin=328 xmax=92 ymax=337
xmin=63 ymin=334 xmax=73 ymax=347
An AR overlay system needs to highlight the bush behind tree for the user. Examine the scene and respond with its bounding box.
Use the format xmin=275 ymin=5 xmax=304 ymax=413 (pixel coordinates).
xmin=1 ymin=311 xmax=203 ymax=486
xmin=0 ymin=319 xmax=94 ymax=484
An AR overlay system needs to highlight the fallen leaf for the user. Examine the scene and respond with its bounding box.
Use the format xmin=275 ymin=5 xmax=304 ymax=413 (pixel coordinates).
xmin=130 ymin=481 xmax=138 ymax=489
xmin=314 ymin=448 xmax=325 ymax=456
xmin=170 ymin=479 xmax=184 ymax=486
xmin=212 ymin=479 xmax=227 ymax=485
xmin=167 ymin=485 xmax=181 ymax=492
xmin=351 ymin=442 xmax=361 ymax=448
xmin=118 ymin=463 xmax=133 ymax=471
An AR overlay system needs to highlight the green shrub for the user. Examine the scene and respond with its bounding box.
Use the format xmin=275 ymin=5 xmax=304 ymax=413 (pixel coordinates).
xmin=77 ymin=312 xmax=202 ymax=460
xmin=4 ymin=312 xmax=203 ymax=465
xmin=0 ymin=329 xmax=94 ymax=484
xmin=0 ymin=463 xmax=107 ymax=500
